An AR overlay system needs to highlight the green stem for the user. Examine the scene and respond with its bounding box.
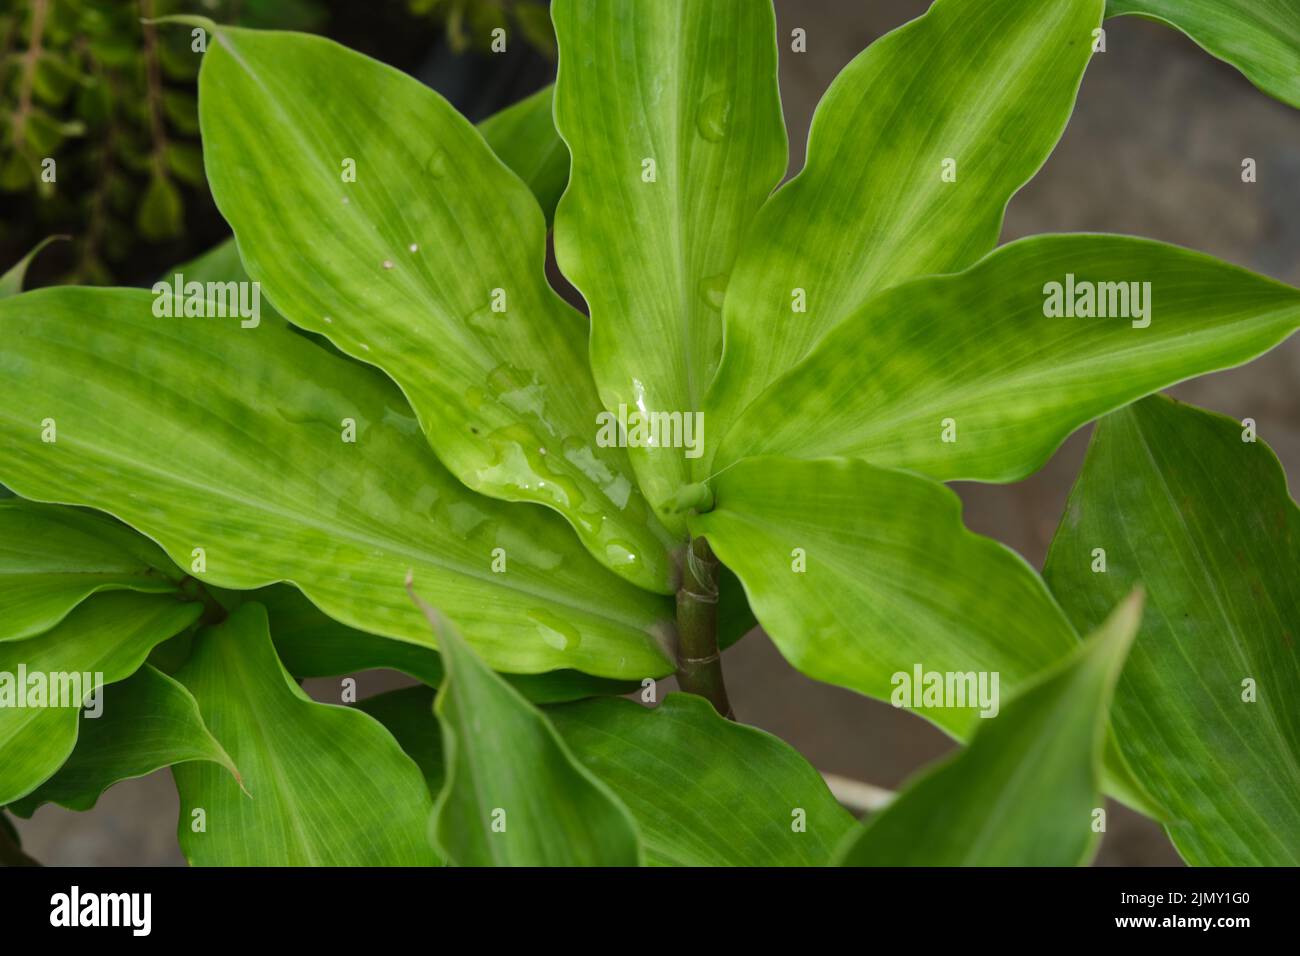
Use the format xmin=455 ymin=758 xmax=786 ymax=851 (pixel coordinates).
xmin=675 ymin=536 xmax=733 ymax=718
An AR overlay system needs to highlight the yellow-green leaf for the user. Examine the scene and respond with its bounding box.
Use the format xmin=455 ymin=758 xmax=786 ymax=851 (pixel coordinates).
xmin=199 ymin=28 xmax=677 ymax=592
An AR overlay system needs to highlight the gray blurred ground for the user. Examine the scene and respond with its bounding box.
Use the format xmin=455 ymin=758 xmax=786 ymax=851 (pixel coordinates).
xmin=16 ymin=1 xmax=1298 ymax=866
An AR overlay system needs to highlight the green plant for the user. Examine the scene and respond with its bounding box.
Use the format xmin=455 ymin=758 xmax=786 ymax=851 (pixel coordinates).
xmin=0 ymin=0 xmax=1297 ymax=866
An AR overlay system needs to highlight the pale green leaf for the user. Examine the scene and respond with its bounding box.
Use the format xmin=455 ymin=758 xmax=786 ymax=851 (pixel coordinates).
xmin=549 ymin=693 xmax=855 ymax=866
xmin=0 ymin=287 xmax=675 ymax=679
xmin=1045 ymin=396 xmax=1300 ymax=865
xmin=713 ymin=236 xmax=1300 ymax=481
xmin=0 ymin=592 xmax=201 ymax=806
xmin=1108 ymin=0 xmax=1300 ymax=108
xmin=426 ymin=602 xmax=642 ymax=866
xmin=690 ymin=455 xmax=1157 ymax=814
xmin=836 ymin=592 xmax=1142 ymax=866
xmin=199 ymin=28 xmax=678 ymax=592
xmin=0 ymin=499 xmax=181 ymax=642
xmin=701 ymin=0 xmax=1104 ymax=473
xmin=9 ymin=664 xmax=237 ymax=816
xmin=552 ymin=0 xmax=786 ymax=522
xmin=173 ymin=603 xmax=438 ymax=866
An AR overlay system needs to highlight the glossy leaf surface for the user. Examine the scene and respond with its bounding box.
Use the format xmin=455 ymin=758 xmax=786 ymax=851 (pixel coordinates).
xmin=836 ymin=593 xmax=1141 ymax=865
xmin=429 ymin=607 xmax=642 ymax=866
xmin=199 ymin=28 xmax=676 ymax=590
xmin=553 ymin=0 xmax=786 ymax=520
xmin=1045 ymin=396 xmax=1300 ymax=864
xmin=9 ymin=664 xmax=236 ymax=816
xmin=0 ymin=500 xmax=180 ymax=643
xmin=173 ymin=604 xmax=438 ymax=866
xmin=0 ymin=287 xmax=675 ymax=679
xmin=0 ymin=592 xmax=200 ymax=806
xmin=550 ymin=693 xmax=855 ymax=866
xmin=714 ymin=236 xmax=1300 ymax=481
xmin=701 ymin=0 xmax=1104 ymax=469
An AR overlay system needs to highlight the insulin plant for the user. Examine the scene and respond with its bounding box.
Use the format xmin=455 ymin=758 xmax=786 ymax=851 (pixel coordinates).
xmin=1 ymin=0 xmax=1298 ymax=867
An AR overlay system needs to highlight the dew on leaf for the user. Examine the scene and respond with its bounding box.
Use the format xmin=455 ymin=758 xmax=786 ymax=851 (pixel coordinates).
xmin=699 ymin=273 xmax=728 ymax=310
xmin=528 ymin=608 xmax=581 ymax=652
xmin=696 ymin=91 xmax=732 ymax=143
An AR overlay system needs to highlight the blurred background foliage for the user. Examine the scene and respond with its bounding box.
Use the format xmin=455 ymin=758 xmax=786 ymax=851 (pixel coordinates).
xmin=0 ymin=0 xmax=554 ymax=287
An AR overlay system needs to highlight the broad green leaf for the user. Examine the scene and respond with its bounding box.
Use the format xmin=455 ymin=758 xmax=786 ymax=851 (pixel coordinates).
xmin=549 ymin=693 xmax=855 ymax=866
xmin=701 ymin=0 xmax=1104 ymax=473
xmin=0 ymin=287 xmax=674 ymax=679
xmin=1045 ymin=396 xmax=1300 ymax=865
xmin=251 ymin=583 xmax=446 ymax=687
xmin=690 ymin=455 xmax=1157 ymax=814
xmin=9 ymin=664 xmax=237 ymax=816
xmin=477 ymin=85 xmax=569 ymax=224
xmin=0 ymin=500 xmax=182 ymax=642
xmin=552 ymin=0 xmax=786 ymax=522
xmin=250 ymin=583 xmax=637 ymax=702
xmin=199 ymin=28 xmax=678 ymax=592
xmin=1108 ymin=0 xmax=1300 ymax=109
xmin=180 ymin=88 xmax=566 ymax=290
xmin=836 ymin=593 xmax=1142 ymax=866
xmin=713 ymin=236 xmax=1300 ymax=480
xmin=426 ymin=601 xmax=642 ymax=866
xmin=0 ymin=592 xmax=201 ymax=806
xmin=0 ymin=236 xmax=66 ymax=298
xmin=173 ymin=604 xmax=438 ymax=866
xmin=358 ymin=686 xmax=444 ymax=796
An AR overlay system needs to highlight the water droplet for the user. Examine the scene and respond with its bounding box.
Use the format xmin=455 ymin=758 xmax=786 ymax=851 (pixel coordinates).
xmin=340 ymin=196 xmax=350 ymax=205
xmin=487 ymin=363 xmax=547 ymax=418
xmin=528 ymin=608 xmax=581 ymax=652
xmin=382 ymin=260 xmax=394 ymax=270
xmin=604 ymin=540 xmax=642 ymax=571
xmin=699 ymin=273 xmax=728 ymax=310
xmin=408 ymin=243 xmax=419 ymax=253
xmin=322 ymin=315 xmax=333 ymax=324
xmin=697 ymin=92 xmax=732 ymax=143
xmin=359 ymin=343 xmax=371 ymax=352
xmin=426 ymin=148 xmax=449 ymax=179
